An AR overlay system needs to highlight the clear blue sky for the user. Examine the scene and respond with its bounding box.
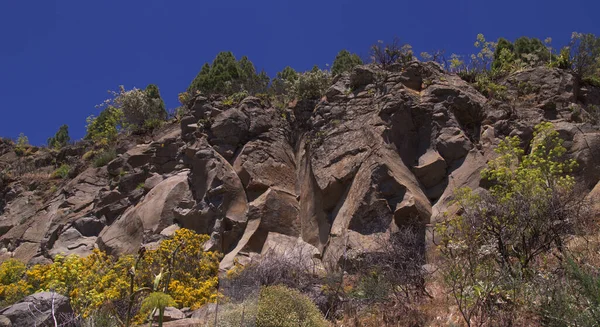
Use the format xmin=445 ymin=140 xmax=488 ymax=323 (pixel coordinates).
xmin=1 ymin=0 xmax=599 ymax=145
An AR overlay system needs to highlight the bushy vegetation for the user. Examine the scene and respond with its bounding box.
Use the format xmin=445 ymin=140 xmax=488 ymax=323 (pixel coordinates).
xmin=188 ymin=52 xmax=269 ymax=96
xmin=86 ymin=84 xmax=167 ymax=147
xmin=217 ymin=285 xmax=329 ymax=327
xmin=14 ymin=132 xmax=30 ymax=156
xmin=292 ymin=66 xmax=331 ymax=101
xmin=93 ymin=149 xmax=117 ymax=167
xmin=85 ymin=106 xmax=123 ymax=146
xmin=52 ymin=163 xmax=71 ymax=179
xmin=370 ymin=37 xmax=413 ymax=68
xmin=47 ymin=124 xmax=70 ymax=149
xmin=331 ymin=50 xmax=363 ymax=76
xmin=0 ymin=229 xmax=219 ymax=324
xmin=436 ymin=122 xmax=591 ymax=326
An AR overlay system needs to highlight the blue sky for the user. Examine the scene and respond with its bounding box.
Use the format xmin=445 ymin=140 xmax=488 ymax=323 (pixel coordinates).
xmin=1 ymin=0 xmax=599 ymax=145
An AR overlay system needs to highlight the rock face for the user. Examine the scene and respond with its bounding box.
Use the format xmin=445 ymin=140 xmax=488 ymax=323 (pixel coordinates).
xmin=1 ymin=292 xmax=73 ymax=327
xmin=0 ymin=63 xmax=599 ymax=274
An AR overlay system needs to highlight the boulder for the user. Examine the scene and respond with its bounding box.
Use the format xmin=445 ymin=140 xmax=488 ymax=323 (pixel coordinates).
xmin=155 ymin=307 xmax=185 ymax=322
xmin=97 ymin=171 xmax=191 ymax=255
xmin=413 ymin=150 xmax=447 ymax=188
xmin=1 ymin=292 xmax=73 ymax=327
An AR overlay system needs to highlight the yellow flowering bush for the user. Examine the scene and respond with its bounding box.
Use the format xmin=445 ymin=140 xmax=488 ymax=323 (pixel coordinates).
xmin=0 ymin=259 xmax=30 ymax=306
xmin=0 ymin=228 xmax=219 ymax=319
xmin=136 ymin=228 xmax=220 ymax=309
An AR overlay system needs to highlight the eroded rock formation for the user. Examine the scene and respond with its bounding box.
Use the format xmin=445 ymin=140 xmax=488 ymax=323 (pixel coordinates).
xmin=1 ymin=62 xmax=599 ymax=272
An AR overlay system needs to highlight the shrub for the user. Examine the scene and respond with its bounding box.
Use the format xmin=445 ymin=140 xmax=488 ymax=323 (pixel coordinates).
xmin=145 ymin=84 xmax=167 ymax=119
xmin=4 ymin=228 xmax=219 ymax=320
xmin=140 ymin=292 xmax=175 ymax=327
xmin=539 ymin=256 xmax=600 ymax=326
xmin=292 ymin=66 xmax=331 ymax=100
xmin=256 ymin=285 xmax=328 ymax=327
xmin=331 ymin=50 xmax=363 ymax=76
xmin=140 ymin=118 xmax=164 ymax=133
xmin=52 ymin=164 xmax=71 ymax=179
xmin=14 ymin=133 xmax=29 ymax=156
xmin=370 ymin=37 xmax=413 ymax=69
xmin=85 ymin=106 xmax=123 ymax=146
xmin=47 ymin=124 xmax=70 ymax=149
xmin=437 ymin=122 xmax=584 ymax=326
xmin=93 ymin=149 xmax=117 ymax=167
xmin=188 ymin=52 xmax=267 ymax=96
xmin=136 ymin=228 xmax=220 ymax=309
xmin=270 ymin=66 xmax=298 ymax=96
xmin=569 ymin=32 xmax=600 ymax=83
xmin=105 ymin=86 xmax=166 ymax=128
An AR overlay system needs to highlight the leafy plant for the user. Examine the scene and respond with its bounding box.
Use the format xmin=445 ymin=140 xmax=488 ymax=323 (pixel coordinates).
xmin=140 ymin=292 xmax=175 ymax=327
xmin=47 ymin=124 xmax=70 ymax=149
xmin=437 ymin=122 xmax=582 ymax=326
xmin=370 ymin=37 xmax=413 ymax=69
xmin=52 ymin=164 xmax=71 ymax=179
xmin=85 ymin=106 xmax=124 ymax=146
xmin=93 ymin=149 xmax=117 ymax=168
xmin=14 ymin=133 xmax=29 ymax=156
xmin=256 ymin=285 xmax=328 ymax=327
xmin=292 ymin=66 xmax=331 ymax=100
xmin=332 ymin=49 xmax=363 ymax=76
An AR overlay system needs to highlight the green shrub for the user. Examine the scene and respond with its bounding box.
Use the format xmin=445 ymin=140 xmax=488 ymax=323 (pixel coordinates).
xmin=47 ymin=124 xmax=71 ymax=149
xmin=52 ymin=164 xmax=71 ymax=179
xmin=14 ymin=133 xmax=29 ymax=156
xmin=331 ymin=49 xmax=363 ymax=76
xmin=540 ymin=257 xmax=600 ymax=326
xmin=271 ymin=66 xmax=298 ymax=95
xmin=141 ymin=118 xmax=164 ymax=132
xmin=292 ymin=66 xmax=331 ymax=100
xmin=188 ymin=52 xmax=267 ymax=96
xmin=569 ymin=32 xmax=600 ymax=83
xmin=223 ymin=90 xmax=250 ymax=106
xmin=94 ymin=149 xmax=117 ymax=168
xmin=256 ymin=285 xmax=328 ymax=327
xmin=85 ymin=107 xmax=123 ymax=146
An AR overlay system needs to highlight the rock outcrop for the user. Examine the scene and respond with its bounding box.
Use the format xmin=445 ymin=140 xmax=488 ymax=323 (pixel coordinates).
xmin=0 ymin=62 xmax=598 ymax=274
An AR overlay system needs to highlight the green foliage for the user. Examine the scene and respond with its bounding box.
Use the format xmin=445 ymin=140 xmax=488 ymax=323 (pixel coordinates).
xmin=93 ymin=149 xmax=117 ymax=167
xmin=438 ymin=122 xmax=580 ymax=326
xmin=101 ymin=85 xmax=166 ymax=128
xmin=551 ymin=47 xmax=572 ymax=69
xmin=141 ymin=118 xmax=164 ymax=132
xmin=256 ymin=285 xmax=328 ymax=327
xmin=14 ymin=133 xmax=30 ymax=156
xmin=85 ymin=106 xmax=124 ymax=146
xmin=568 ymin=32 xmax=600 ymax=82
xmin=145 ymin=84 xmax=167 ymax=120
xmin=223 ymin=90 xmax=250 ymax=106
xmin=370 ymin=38 xmax=413 ymax=68
xmin=470 ymin=34 xmax=496 ymax=72
xmin=331 ymin=49 xmax=363 ymax=76
xmin=47 ymin=124 xmax=70 ymax=149
xmin=474 ymin=74 xmax=507 ymax=100
xmin=141 ymin=292 xmax=176 ymax=327
xmin=188 ymin=52 xmax=267 ymax=96
xmin=52 ymin=164 xmax=71 ymax=179
xmin=292 ymin=66 xmax=331 ymax=100
xmin=271 ymin=66 xmax=298 ymax=95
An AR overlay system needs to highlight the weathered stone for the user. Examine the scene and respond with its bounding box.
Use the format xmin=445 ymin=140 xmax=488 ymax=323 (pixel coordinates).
xmin=1 ymin=292 xmax=73 ymax=327
xmin=413 ymin=150 xmax=447 ymax=188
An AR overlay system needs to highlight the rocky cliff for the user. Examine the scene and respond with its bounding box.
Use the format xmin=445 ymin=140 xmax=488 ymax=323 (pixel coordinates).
xmin=1 ymin=62 xmax=599 ymax=271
